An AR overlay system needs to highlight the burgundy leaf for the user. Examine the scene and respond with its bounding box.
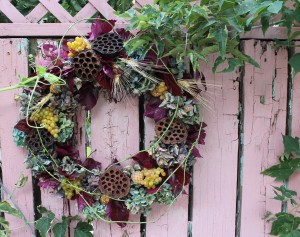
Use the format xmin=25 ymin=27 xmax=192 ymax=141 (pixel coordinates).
xmin=187 ymin=123 xmax=207 ymax=145
xmin=103 ymin=64 xmax=115 ymax=79
xmin=132 ymin=151 xmax=157 ymax=169
xmin=144 ymin=97 xmax=162 ymax=118
xmin=14 ymin=119 xmax=33 ymax=133
xmin=77 ymin=192 xmax=94 ymax=211
xmin=89 ymin=19 xmax=116 ymax=40
xmin=82 ymin=158 xmax=101 ymax=170
xmin=79 ymin=83 xmax=99 ymax=110
xmin=153 ymin=107 xmax=167 ymax=122
xmin=168 ymin=165 xmax=191 ymax=195
xmin=106 ymin=200 xmax=129 ymax=228
xmin=55 ymin=145 xmax=79 ymax=159
xmin=116 ymin=28 xmax=133 ymax=41
xmin=161 ymin=73 xmax=182 ymax=96
xmin=37 ymin=178 xmax=59 ymax=189
xmin=191 ymin=147 xmax=201 ymax=158
xmin=42 ymin=44 xmax=57 ymax=58
xmin=95 ymin=74 xmax=112 ymax=91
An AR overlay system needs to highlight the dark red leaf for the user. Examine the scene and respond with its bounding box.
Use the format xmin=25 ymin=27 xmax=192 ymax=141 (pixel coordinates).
xmin=106 ymin=200 xmax=129 ymax=228
xmin=89 ymin=19 xmax=116 ymax=40
xmin=95 ymin=74 xmax=112 ymax=91
xmin=116 ymin=28 xmax=133 ymax=41
xmin=168 ymin=165 xmax=191 ymax=195
xmin=79 ymin=83 xmax=99 ymax=110
xmin=14 ymin=119 xmax=33 ymax=133
xmin=132 ymin=151 xmax=157 ymax=169
xmin=161 ymin=73 xmax=182 ymax=96
xmin=191 ymin=147 xmax=202 ymax=158
xmin=77 ymin=192 xmax=94 ymax=211
xmin=153 ymin=107 xmax=167 ymax=122
xmin=82 ymin=158 xmax=101 ymax=170
xmin=37 ymin=178 xmax=59 ymax=189
xmin=55 ymin=145 xmax=79 ymax=159
xmin=187 ymin=123 xmax=207 ymax=145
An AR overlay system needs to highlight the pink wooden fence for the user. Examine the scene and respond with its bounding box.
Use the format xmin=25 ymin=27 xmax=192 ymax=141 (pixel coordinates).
xmin=0 ymin=1 xmax=298 ymax=237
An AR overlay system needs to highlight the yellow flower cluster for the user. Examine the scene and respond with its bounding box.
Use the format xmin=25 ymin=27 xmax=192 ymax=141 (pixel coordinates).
xmin=61 ymin=178 xmax=81 ymax=200
xmin=30 ymin=107 xmax=59 ymax=138
xmin=100 ymin=194 xmax=110 ymax=205
xmin=132 ymin=168 xmax=166 ymax=189
xmin=67 ymin=37 xmax=91 ymax=57
xmin=151 ymin=82 xmax=168 ymax=100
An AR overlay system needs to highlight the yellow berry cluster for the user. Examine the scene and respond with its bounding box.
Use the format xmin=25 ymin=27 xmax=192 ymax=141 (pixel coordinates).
xmin=151 ymin=82 xmax=168 ymax=100
xmin=30 ymin=107 xmax=59 ymax=138
xmin=132 ymin=168 xmax=166 ymax=189
xmin=100 ymin=194 xmax=110 ymax=205
xmin=61 ymin=178 xmax=81 ymax=200
xmin=67 ymin=37 xmax=91 ymax=57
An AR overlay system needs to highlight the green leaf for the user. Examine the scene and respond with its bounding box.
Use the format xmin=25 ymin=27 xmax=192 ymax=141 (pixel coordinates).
xmin=216 ymin=26 xmax=228 ymax=60
xmin=212 ymin=56 xmax=225 ymax=73
xmin=0 ymin=217 xmax=10 ymax=236
xmin=230 ymin=49 xmax=260 ymax=68
xmin=261 ymin=13 xmax=270 ymax=35
xmin=262 ymin=159 xmax=300 ymax=180
xmin=283 ymin=135 xmax=300 ymax=155
xmin=74 ymin=222 xmax=93 ymax=237
xmin=15 ymin=174 xmax=28 ymax=188
xmin=221 ymin=58 xmax=243 ymax=73
xmin=44 ymin=73 xmax=60 ymax=84
xmin=267 ymin=1 xmax=283 ymax=14
xmin=270 ymin=213 xmax=300 ymax=236
xmin=36 ymin=66 xmax=47 ymax=77
xmin=35 ymin=212 xmax=55 ymax=237
xmin=53 ymin=218 xmax=67 ymax=237
xmin=289 ymin=53 xmax=300 ymax=75
xmin=0 ymin=201 xmax=23 ymax=219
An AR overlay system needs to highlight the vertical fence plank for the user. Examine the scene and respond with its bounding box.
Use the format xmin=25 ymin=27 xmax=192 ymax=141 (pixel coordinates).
xmin=145 ymin=115 xmax=189 ymax=235
xmin=33 ymin=39 xmax=70 ymax=236
xmin=191 ymin=57 xmax=239 ymax=237
xmin=91 ymin=96 xmax=140 ymax=237
xmin=0 ymin=39 xmax=35 ymax=237
xmin=240 ymin=40 xmax=288 ymax=237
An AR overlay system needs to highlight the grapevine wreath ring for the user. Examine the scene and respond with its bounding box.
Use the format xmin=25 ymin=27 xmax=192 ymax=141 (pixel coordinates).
xmin=3 ymin=19 xmax=207 ymax=226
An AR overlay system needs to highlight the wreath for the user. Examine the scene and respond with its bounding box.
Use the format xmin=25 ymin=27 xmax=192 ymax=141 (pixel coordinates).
xmin=4 ymin=19 xmax=206 ymax=227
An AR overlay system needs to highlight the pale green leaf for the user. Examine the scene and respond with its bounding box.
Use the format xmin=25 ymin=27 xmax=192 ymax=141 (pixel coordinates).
xmin=0 ymin=201 xmax=23 ymax=219
xmin=267 ymin=1 xmax=283 ymax=14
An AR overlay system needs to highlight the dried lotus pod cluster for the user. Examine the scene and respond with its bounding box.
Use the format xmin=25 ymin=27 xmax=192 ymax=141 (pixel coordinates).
xmin=92 ymin=33 xmax=123 ymax=57
xmin=26 ymin=129 xmax=54 ymax=153
xmin=99 ymin=168 xmax=130 ymax=199
xmin=73 ymin=50 xmax=102 ymax=81
xmin=155 ymin=118 xmax=187 ymax=144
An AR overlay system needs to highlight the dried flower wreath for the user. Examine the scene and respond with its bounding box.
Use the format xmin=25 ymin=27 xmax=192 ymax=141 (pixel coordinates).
xmin=2 ymin=19 xmax=206 ymax=226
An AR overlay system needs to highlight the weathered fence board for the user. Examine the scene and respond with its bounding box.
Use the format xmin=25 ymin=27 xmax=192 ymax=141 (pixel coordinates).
xmin=191 ymin=57 xmax=239 ymax=237
xmin=240 ymin=40 xmax=288 ymax=237
xmin=0 ymin=39 xmax=35 ymax=237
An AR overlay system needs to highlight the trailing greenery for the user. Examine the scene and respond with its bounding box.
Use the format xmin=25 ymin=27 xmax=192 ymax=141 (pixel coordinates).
xmin=263 ymin=136 xmax=300 ymax=236
xmin=120 ymin=0 xmax=300 ymax=74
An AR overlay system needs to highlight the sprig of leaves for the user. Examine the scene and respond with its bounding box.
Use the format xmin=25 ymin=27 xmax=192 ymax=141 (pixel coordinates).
xmin=119 ymin=0 xmax=300 ymax=74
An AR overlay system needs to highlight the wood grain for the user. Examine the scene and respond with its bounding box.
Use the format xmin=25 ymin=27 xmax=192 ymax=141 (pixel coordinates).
xmin=0 ymin=39 xmax=35 ymax=237
xmin=240 ymin=40 xmax=288 ymax=237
